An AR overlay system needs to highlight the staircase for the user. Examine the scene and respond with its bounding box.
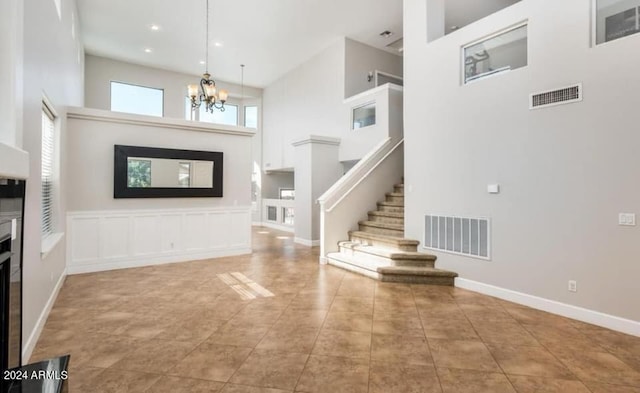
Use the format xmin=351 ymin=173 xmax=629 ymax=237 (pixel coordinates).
xmin=326 ymin=183 xmax=458 ymax=285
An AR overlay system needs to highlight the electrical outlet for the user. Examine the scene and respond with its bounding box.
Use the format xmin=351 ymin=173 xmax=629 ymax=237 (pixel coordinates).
xmin=619 ymin=213 xmax=636 ymax=226
xmin=568 ymin=280 xmax=577 ymax=293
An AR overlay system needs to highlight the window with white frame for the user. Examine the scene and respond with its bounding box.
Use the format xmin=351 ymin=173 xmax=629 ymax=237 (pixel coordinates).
xmin=41 ymin=102 xmax=57 ymax=239
xmin=595 ymin=0 xmax=640 ymax=44
xmin=463 ymin=23 xmax=528 ymax=84
xmin=244 ymin=106 xmax=258 ymax=128
xmin=352 ymin=102 xmax=376 ymax=129
xmin=110 ymin=81 xmax=164 ymax=117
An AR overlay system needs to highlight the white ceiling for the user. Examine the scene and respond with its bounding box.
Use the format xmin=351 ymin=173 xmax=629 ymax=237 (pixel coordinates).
xmin=78 ymin=0 xmax=403 ymax=88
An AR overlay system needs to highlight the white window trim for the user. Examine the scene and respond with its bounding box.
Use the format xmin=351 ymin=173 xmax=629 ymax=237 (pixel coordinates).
xmin=41 ymin=94 xmax=64 ymax=258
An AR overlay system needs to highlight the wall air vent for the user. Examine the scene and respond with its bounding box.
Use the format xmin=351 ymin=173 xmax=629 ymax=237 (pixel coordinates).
xmin=530 ymin=83 xmax=582 ymax=109
xmin=424 ymin=215 xmax=490 ymax=260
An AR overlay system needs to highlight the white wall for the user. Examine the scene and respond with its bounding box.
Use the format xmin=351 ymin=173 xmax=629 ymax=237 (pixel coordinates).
xmin=65 ymin=108 xmax=253 ymax=272
xmin=340 ymin=84 xmax=404 ymax=162
xmin=344 ymin=38 xmax=403 ymax=98
xmin=0 ymin=0 xmax=23 ymax=148
xmin=262 ymin=37 xmax=404 ymax=172
xmin=262 ymin=39 xmax=346 ymax=171
xmin=404 ymin=0 xmax=640 ymax=322
xmin=21 ymin=0 xmax=85 ymax=360
xmin=84 ymin=55 xmax=262 ymax=120
xmin=85 ymin=55 xmax=265 ymax=222
xmin=65 ymin=108 xmax=253 ymax=211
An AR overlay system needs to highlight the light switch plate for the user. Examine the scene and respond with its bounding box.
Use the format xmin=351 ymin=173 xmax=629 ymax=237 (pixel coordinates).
xmin=619 ymin=213 xmax=636 ymax=226
xmin=487 ymin=184 xmax=500 ymax=194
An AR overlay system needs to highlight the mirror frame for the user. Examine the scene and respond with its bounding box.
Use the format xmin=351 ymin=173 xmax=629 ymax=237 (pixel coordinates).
xmin=114 ymin=145 xmax=223 ymax=198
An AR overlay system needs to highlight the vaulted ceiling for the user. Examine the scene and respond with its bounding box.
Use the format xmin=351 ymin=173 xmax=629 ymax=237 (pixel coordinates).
xmin=78 ymin=0 xmax=403 ymax=88
xmin=77 ymin=0 xmax=524 ymax=88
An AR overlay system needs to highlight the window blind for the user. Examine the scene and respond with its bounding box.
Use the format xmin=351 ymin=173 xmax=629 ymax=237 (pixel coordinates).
xmin=41 ymin=104 xmax=55 ymax=237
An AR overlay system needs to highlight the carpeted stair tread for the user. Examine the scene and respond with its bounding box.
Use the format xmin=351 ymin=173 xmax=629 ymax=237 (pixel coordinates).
xmin=377 ymin=201 xmax=404 ymax=207
xmin=358 ymin=220 xmax=404 ymax=231
xmin=349 ymin=231 xmax=418 ymax=245
xmin=338 ymin=241 xmax=436 ymax=261
xmin=368 ymin=211 xmax=404 ymax=219
xmin=376 ymin=266 xmax=458 ymax=277
xmin=386 ymin=192 xmax=404 ymax=197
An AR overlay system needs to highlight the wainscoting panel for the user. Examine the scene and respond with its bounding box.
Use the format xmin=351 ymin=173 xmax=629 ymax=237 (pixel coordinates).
xmin=184 ymin=213 xmax=209 ymax=251
xmin=229 ymin=211 xmax=251 ymax=248
xmin=132 ymin=215 xmax=159 ymax=256
xmin=209 ymin=212 xmax=230 ymax=249
xmin=66 ymin=207 xmax=252 ymax=274
xmin=70 ymin=217 xmax=100 ymax=263
xmin=159 ymin=214 xmax=182 ymax=253
xmin=101 ymin=216 xmax=129 ymax=259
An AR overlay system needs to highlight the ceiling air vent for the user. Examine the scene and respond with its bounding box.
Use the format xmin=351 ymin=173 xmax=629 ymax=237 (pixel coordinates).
xmin=530 ymin=83 xmax=582 ymax=110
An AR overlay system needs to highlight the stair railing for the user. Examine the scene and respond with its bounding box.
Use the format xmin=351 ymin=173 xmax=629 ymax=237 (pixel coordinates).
xmin=318 ymin=137 xmax=404 ymax=263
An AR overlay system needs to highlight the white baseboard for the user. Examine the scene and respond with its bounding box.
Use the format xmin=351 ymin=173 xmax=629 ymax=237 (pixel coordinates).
xmin=319 ymin=256 xmax=328 ymax=265
xmin=258 ymin=221 xmax=295 ymax=233
xmin=455 ymin=278 xmax=640 ymax=337
xmin=22 ymin=268 xmax=67 ymax=363
xmin=294 ymin=237 xmax=320 ymax=247
xmin=67 ymin=248 xmax=251 ymax=275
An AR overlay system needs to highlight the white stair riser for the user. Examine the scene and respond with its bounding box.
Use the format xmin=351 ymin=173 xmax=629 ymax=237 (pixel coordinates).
xmin=380 ymin=274 xmax=455 ymax=285
xmin=337 ymin=248 xmax=391 ymax=270
xmin=327 ymin=256 xmax=381 ymax=280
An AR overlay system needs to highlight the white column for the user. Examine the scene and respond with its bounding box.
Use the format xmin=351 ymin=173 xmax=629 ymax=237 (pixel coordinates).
xmin=293 ymin=135 xmax=342 ymax=246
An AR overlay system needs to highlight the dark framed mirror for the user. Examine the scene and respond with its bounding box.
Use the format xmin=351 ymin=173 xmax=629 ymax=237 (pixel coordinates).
xmin=114 ymin=145 xmax=223 ymax=198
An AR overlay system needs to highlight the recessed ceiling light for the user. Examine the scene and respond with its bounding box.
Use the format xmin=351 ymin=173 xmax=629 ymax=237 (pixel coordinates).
xmin=144 ymin=48 xmax=152 ymax=53
xmin=214 ymin=42 xmax=222 ymax=47
xmin=150 ymin=24 xmax=160 ymax=31
xmin=380 ymin=30 xmax=394 ymax=38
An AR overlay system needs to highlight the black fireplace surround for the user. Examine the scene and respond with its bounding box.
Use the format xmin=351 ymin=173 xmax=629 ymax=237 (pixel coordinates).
xmin=0 ymin=178 xmax=25 ymax=373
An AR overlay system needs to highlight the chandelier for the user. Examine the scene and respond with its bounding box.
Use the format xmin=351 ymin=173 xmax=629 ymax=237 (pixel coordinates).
xmin=188 ymin=0 xmax=228 ymax=113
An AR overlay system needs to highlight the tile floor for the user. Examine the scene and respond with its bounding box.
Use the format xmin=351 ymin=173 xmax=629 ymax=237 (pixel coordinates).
xmin=31 ymin=227 xmax=640 ymax=392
